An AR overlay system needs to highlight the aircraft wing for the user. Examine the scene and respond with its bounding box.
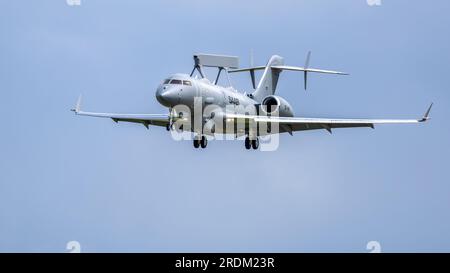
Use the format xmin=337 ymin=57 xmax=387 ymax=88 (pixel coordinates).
xmin=225 ymin=103 xmax=433 ymax=135
xmin=71 ymin=96 xmax=170 ymax=129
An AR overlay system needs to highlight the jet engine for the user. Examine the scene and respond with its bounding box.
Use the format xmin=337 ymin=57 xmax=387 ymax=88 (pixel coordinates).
xmin=261 ymin=95 xmax=294 ymax=117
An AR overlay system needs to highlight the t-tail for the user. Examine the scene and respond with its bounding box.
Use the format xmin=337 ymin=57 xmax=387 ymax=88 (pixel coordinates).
xmin=252 ymin=55 xmax=284 ymax=102
xmin=228 ymin=52 xmax=349 ymax=103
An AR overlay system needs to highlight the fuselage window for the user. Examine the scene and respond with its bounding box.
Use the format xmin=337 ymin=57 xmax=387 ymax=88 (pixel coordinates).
xmin=170 ymin=79 xmax=182 ymax=84
xmin=183 ymin=80 xmax=192 ymax=86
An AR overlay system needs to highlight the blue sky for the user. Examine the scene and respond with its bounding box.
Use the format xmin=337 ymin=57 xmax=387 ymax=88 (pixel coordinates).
xmin=1 ymin=0 xmax=449 ymax=252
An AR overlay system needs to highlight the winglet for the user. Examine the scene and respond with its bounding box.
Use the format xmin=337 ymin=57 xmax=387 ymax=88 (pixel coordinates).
xmin=420 ymin=102 xmax=433 ymax=122
xmin=71 ymin=95 xmax=82 ymax=113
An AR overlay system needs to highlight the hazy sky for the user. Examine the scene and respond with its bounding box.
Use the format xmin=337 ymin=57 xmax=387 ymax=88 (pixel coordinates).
xmin=1 ymin=0 xmax=449 ymax=252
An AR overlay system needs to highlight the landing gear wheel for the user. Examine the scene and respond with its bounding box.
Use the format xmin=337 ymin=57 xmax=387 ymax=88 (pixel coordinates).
xmin=193 ymin=139 xmax=200 ymax=148
xmin=200 ymin=136 xmax=208 ymax=148
xmin=245 ymin=137 xmax=251 ymax=150
xmin=166 ymin=124 xmax=171 ymax=131
xmin=251 ymin=138 xmax=259 ymax=150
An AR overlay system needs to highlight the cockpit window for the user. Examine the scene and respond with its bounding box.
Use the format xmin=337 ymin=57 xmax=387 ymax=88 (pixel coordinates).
xmin=169 ymin=79 xmax=182 ymax=84
xmin=183 ymin=80 xmax=192 ymax=86
xmin=163 ymin=79 xmax=170 ymax=84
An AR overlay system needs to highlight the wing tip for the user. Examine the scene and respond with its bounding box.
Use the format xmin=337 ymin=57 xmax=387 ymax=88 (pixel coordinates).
xmin=420 ymin=102 xmax=433 ymax=122
xmin=71 ymin=95 xmax=82 ymax=114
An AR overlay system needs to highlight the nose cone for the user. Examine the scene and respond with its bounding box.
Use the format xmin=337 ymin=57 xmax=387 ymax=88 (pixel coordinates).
xmin=156 ymin=87 xmax=179 ymax=107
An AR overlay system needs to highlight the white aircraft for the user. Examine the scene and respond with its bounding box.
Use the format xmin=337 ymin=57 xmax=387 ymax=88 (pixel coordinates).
xmin=72 ymin=53 xmax=432 ymax=150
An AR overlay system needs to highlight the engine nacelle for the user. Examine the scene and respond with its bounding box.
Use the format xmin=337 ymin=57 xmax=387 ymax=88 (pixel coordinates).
xmin=261 ymin=95 xmax=294 ymax=117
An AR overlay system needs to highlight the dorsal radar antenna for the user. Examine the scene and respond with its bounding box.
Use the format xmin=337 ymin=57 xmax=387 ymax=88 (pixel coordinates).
xmin=190 ymin=53 xmax=239 ymax=87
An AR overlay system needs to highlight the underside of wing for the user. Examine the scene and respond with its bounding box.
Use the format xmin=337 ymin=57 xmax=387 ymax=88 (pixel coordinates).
xmin=71 ymin=96 xmax=171 ymax=129
xmin=225 ymin=103 xmax=432 ymax=135
xmin=283 ymin=121 xmax=373 ymax=134
xmin=75 ymin=111 xmax=170 ymax=128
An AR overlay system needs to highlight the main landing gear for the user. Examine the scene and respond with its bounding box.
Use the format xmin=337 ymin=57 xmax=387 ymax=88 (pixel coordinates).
xmin=193 ymin=135 xmax=259 ymax=150
xmin=193 ymin=135 xmax=207 ymax=149
xmin=245 ymin=136 xmax=259 ymax=150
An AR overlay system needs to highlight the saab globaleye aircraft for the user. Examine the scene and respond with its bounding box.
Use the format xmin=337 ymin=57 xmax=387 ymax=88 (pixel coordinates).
xmin=72 ymin=53 xmax=432 ymax=150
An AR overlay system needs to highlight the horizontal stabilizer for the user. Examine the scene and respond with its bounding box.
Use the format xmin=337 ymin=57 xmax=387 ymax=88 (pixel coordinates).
xmin=228 ymin=66 xmax=266 ymax=73
xmin=229 ymin=52 xmax=348 ymax=90
xmin=272 ymin=65 xmax=349 ymax=75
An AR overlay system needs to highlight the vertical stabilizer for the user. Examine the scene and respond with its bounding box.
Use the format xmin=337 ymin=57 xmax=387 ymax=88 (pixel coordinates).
xmin=251 ymin=55 xmax=284 ymax=102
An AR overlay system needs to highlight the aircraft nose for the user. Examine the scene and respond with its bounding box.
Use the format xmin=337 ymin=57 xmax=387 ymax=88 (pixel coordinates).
xmin=156 ymin=87 xmax=179 ymax=107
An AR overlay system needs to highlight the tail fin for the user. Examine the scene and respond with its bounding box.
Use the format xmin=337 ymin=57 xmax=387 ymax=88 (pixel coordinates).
xmin=228 ymin=53 xmax=347 ymax=101
xmin=251 ymin=55 xmax=284 ymax=102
